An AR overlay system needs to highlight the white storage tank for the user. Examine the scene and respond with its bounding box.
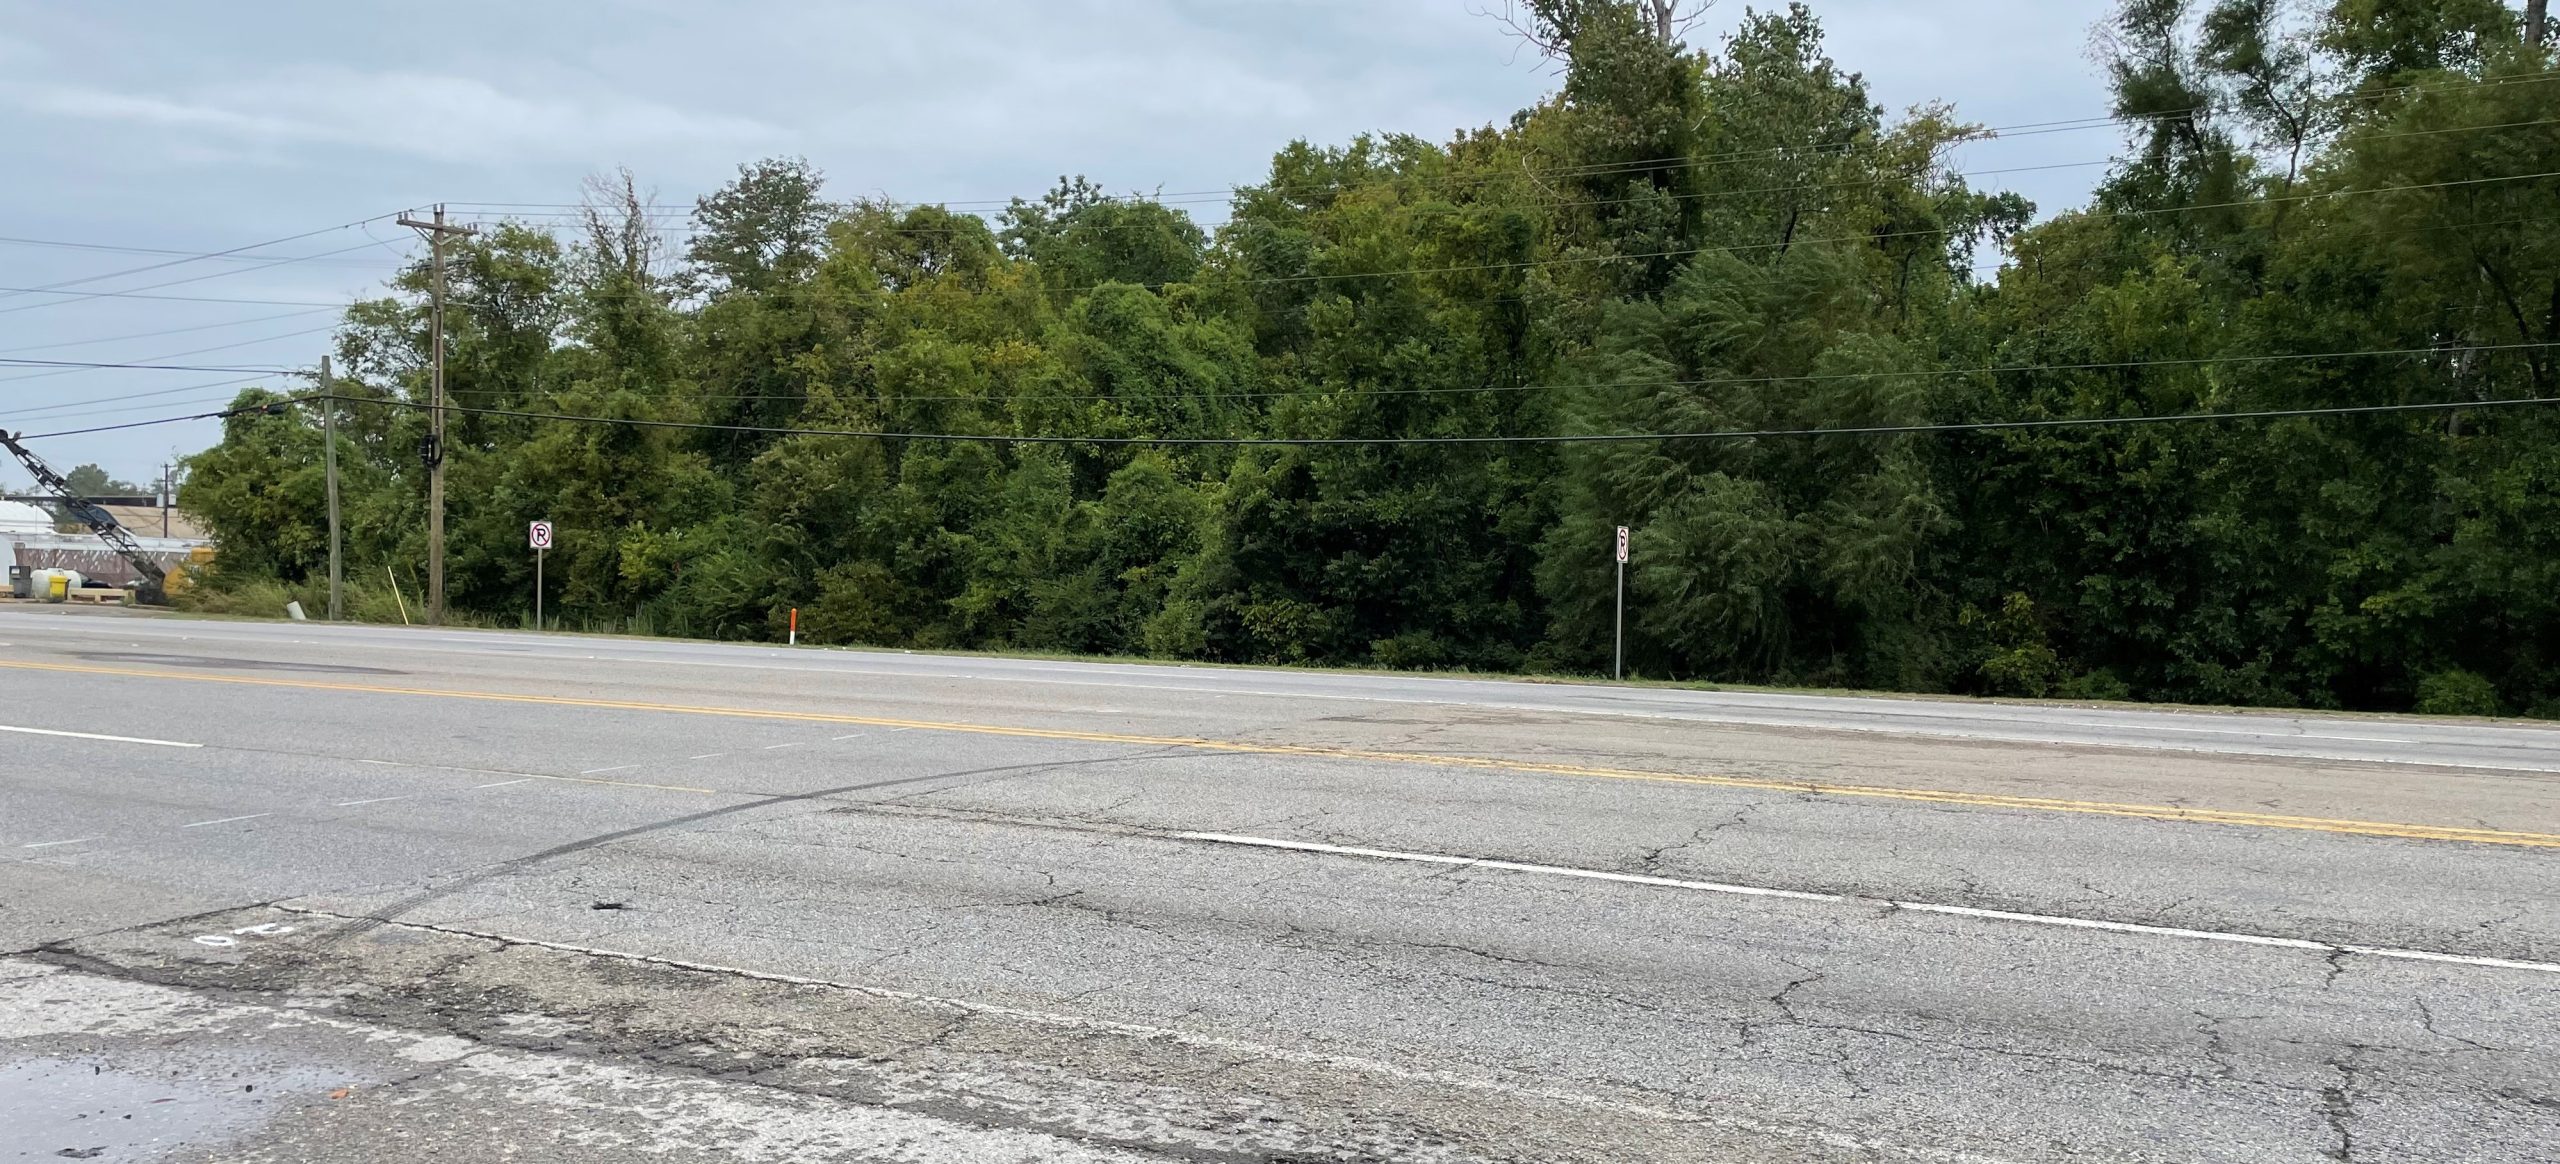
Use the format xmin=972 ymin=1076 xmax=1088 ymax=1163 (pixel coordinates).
xmin=29 ymin=567 xmax=85 ymax=601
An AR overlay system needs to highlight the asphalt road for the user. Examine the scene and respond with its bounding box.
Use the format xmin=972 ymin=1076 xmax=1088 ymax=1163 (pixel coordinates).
xmin=0 ymin=606 xmax=2554 ymax=1162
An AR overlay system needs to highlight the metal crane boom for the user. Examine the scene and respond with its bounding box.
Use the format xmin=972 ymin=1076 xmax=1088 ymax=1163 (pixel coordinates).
xmin=1 ymin=429 xmax=168 ymax=602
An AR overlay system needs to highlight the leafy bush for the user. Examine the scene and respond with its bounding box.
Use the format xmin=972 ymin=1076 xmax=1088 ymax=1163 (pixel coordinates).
xmin=2414 ymin=670 xmax=2502 ymax=718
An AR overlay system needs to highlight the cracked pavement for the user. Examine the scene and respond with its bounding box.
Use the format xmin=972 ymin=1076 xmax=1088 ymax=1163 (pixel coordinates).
xmin=1 ymin=610 xmax=2556 ymax=1161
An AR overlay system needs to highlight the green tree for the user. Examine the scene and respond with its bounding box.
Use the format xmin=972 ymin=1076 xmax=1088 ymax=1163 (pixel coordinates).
xmin=61 ymin=464 xmax=143 ymax=497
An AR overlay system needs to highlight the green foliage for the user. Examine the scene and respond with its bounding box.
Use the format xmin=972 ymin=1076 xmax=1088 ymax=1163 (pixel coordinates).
xmin=2414 ymin=668 xmax=2503 ymax=716
xmin=62 ymin=464 xmax=143 ymax=497
xmin=176 ymin=1 xmax=2560 ymax=717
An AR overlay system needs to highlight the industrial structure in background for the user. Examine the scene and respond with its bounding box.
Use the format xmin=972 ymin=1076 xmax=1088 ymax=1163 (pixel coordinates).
xmin=1 ymin=431 xmax=209 ymax=603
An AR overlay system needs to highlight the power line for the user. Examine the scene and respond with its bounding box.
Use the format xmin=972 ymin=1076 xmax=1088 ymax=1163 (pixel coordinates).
xmin=0 ymin=285 xmax=352 ymax=308
xmin=0 ymin=376 xmax=274 ymax=421
xmin=24 ymin=378 xmax=2559 ymax=448
xmin=440 ymin=106 xmax=2560 ymax=244
xmin=0 ymin=233 xmax=396 ymax=270
xmin=374 ymin=102 xmax=2560 ymax=313
xmin=0 ymin=240 xmax=396 ymax=317
xmin=424 ymin=161 xmax=2560 ymax=306
xmin=432 ymin=336 xmax=2560 ymax=409
xmin=0 ymin=308 xmax=339 ymax=356
xmin=0 ymin=324 xmax=343 ymax=385
xmin=426 ymin=69 xmax=2560 ymax=223
xmin=297 ymin=391 xmax=2560 ymax=449
xmin=0 ymin=213 xmax=404 ymax=305
xmin=0 ymin=385 xmax=267 ymax=424
xmin=11 ymin=398 xmax=277 ymax=441
xmin=0 ymin=357 xmax=293 ymax=374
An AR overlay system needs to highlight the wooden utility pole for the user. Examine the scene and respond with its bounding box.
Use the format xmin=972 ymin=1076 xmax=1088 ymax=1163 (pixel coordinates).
xmin=320 ymin=354 xmax=343 ymax=622
xmin=396 ymin=206 xmax=473 ymax=625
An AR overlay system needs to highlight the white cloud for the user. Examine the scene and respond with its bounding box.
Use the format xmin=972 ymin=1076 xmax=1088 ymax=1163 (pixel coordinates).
xmin=12 ymin=67 xmax=784 ymax=166
xmin=27 ymin=86 xmax=299 ymax=136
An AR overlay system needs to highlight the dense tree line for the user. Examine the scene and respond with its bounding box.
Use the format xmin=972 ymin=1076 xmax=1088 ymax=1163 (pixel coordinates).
xmin=182 ymin=1 xmax=2560 ymax=717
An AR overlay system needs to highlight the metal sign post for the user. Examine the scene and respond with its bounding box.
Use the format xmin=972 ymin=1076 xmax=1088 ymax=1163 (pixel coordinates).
xmin=1614 ymin=525 xmax=1629 ymax=681
xmin=529 ymin=521 xmax=553 ymax=629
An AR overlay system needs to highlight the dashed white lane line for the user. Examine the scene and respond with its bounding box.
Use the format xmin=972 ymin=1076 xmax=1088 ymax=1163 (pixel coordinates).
xmin=1179 ymin=832 xmax=2560 ymax=977
xmin=333 ymin=795 xmax=416 ymax=808
xmin=181 ymin=813 xmax=272 ymax=829
xmin=688 ymin=753 xmax=728 ymax=760
xmin=473 ymin=779 xmax=533 ymax=789
xmin=21 ymin=838 xmax=97 ymax=849
xmin=0 ymin=724 xmax=199 ymax=748
xmin=763 ymin=741 xmax=805 ymax=750
xmin=579 ymin=765 xmax=639 ymax=775
xmin=832 ymin=734 xmax=866 ymax=741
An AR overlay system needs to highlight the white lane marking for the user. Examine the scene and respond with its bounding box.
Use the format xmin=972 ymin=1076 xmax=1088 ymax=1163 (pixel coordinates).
xmin=688 ymin=752 xmax=728 ymax=760
xmin=579 ymin=765 xmax=638 ymax=775
xmin=21 ymin=838 xmax=98 ymax=849
xmin=1888 ymin=902 xmax=2329 ymax=952
xmin=831 ymin=733 xmax=866 ymax=741
xmin=181 ymin=813 xmax=272 ymax=829
xmin=333 ymin=795 xmax=415 ymax=807
xmin=763 ymin=742 xmax=804 ymax=750
xmin=1183 ymin=833 xmax=1846 ymax=904
xmin=474 ymin=779 xmax=533 ymax=789
xmin=0 ymin=724 xmax=199 ymax=748
xmin=1178 ymin=833 xmax=2560 ymax=977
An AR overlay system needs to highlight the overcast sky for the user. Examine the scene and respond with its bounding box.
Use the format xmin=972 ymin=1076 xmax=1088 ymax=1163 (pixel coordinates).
xmin=0 ymin=0 xmax=2112 ymax=485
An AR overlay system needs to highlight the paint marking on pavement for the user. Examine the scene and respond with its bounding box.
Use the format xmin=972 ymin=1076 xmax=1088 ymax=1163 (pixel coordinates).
xmin=689 ymin=753 xmax=728 ymax=761
xmin=832 ymin=733 xmax=867 ymax=741
xmin=21 ymin=838 xmax=97 ymax=849
xmin=579 ymin=765 xmax=639 ymax=775
xmin=7 ymin=658 xmax=2557 ymax=850
xmin=0 ymin=724 xmax=199 ymax=748
xmin=333 ymin=795 xmax=415 ymax=807
xmin=182 ymin=813 xmax=272 ymax=829
xmin=473 ymin=779 xmax=533 ymax=790
xmin=1177 ymin=832 xmax=2560 ymax=977
xmin=763 ymin=741 xmax=804 ymax=750
xmin=1179 ymin=833 xmax=1848 ymax=905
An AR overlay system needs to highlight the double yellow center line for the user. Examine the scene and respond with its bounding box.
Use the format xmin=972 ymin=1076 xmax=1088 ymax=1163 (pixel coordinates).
xmin=5 ymin=657 xmax=2557 ymax=850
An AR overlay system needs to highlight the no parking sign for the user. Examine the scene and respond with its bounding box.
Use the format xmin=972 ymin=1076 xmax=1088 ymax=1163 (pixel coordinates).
xmin=529 ymin=521 xmax=553 ymax=627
